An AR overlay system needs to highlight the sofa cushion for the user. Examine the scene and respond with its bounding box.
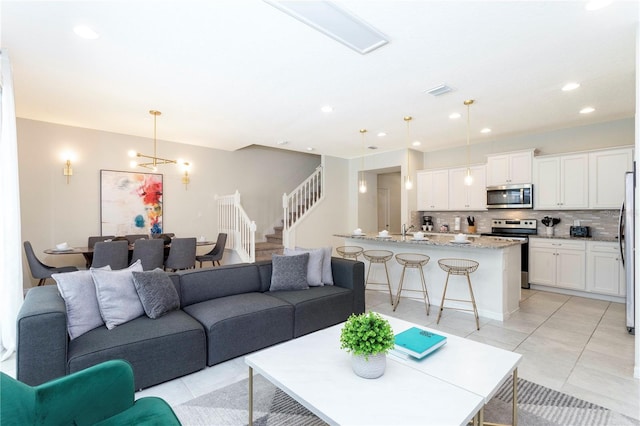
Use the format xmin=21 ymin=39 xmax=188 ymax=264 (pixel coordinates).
xmin=284 ymin=247 xmax=323 ymax=286
xmin=178 ymin=263 xmax=261 ymax=307
xmin=297 ymin=246 xmax=334 ymax=285
xmin=53 ymin=266 xmax=110 ymax=340
xmin=269 ymin=253 xmax=309 ymax=291
xmin=132 ymin=269 xmax=180 ymax=319
xmin=183 ymin=292 xmax=294 ymax=366
xmin=268 ymin=285 xmax=353 ymax=337
xmin=91 ymin=260 xmax=144 ymax=329
xmin=67 ymin=310 xmax=206 ymax=390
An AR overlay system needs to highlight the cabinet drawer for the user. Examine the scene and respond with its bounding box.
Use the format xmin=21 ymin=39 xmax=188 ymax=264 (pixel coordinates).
xmin=529 ymin=238 xmax=586 ymax=250
xmin=588 ymin=242 xmax=619 ymax=253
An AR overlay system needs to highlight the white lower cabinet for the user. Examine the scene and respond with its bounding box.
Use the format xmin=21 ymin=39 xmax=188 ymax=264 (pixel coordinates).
xmin=529 ymin=238 xmax=586 ymax=291
xmin=586 ymin=241 xmax=625 ymax=297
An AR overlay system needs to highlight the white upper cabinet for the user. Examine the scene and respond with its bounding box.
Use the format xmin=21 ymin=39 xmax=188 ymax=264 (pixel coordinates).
xmin=416 ymin=169 xmax=449 ymax=211
xmin=486 ymin=151 xmax=533 ymax=186
xmin=588 ymin=147 xmax=633 ymax=209
xmin=448 ymin=165 xmax=487 ymax=210
xmin=533 ymin=153 xmax=588 ymax=209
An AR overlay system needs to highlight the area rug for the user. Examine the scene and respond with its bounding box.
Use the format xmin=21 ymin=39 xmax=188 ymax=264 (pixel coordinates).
xmin=174 ymin=374 xmax=639 ymax=426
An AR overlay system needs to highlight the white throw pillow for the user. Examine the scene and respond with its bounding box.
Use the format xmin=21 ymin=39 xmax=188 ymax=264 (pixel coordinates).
xmin=91 ymin=259 xmax=144 ymax=329
xmin=284 ymin=247 xmax=324 ymax=286
xmin=54 ymin=266 xmax=110 ymax=340
xmin=297 ymin=246 xmax=334 ymax=285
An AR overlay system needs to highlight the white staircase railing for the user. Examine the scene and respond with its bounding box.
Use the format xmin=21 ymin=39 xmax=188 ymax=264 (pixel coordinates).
xmin=282 ymin=165 xmax=324 ymax=247
xmin=216 ymin=190 xmax=256 ymax=263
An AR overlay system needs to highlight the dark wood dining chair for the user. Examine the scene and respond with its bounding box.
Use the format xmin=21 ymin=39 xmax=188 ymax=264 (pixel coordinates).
xmin=196 ymin=233 xmax=227 ymax=267
xmin=130 ymin=238 xmax=165 ymax=271
xmin=164 ymin=237 xmax=197 ymax=271
xmin=23 ymin=241 xmax=78 ymax=286
xmin=91 ymin=240 xmax=129 ymax=270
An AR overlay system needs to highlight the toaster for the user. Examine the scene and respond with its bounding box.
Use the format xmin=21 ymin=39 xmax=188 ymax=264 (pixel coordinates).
xmin=570 ymin=226 xmax=590 ymax=237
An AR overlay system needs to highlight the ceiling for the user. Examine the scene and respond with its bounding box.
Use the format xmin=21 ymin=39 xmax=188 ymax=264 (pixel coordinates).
xmin=1 ymin=1 xmax=637 ymax=159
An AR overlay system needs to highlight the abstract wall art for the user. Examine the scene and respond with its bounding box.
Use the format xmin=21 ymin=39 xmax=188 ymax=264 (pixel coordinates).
xmin=100 ymin=169 xmax=163 ymax=236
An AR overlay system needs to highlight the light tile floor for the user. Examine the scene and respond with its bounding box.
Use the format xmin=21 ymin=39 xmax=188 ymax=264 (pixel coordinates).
xmin=2 ymin=289 xmax=639 ymax=420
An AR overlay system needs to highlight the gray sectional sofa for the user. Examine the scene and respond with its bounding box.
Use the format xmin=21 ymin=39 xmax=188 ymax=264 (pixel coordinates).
xmin=16 ymin=257 xmax=365 ymax=389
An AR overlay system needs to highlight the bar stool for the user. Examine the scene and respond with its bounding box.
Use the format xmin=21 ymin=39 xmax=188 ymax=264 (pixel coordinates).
xmin=336 ymin=246 xmax=363 ymax=261
xmin=437 ymin=258 xmax=480 ymax=330
xmin=362 ymin=250 xmax=394 ymax=305
xmin=393 ymin=253 xmax=431 ymax=315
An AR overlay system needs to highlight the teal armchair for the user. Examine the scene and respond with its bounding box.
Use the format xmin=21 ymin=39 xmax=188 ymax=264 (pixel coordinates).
xmin=1 ymin=359 xmax=181 ymax=426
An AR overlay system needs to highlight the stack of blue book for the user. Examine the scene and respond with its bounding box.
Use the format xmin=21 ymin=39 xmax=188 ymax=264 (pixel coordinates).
xmin=393 ymin=327 xmax=447 ymax=359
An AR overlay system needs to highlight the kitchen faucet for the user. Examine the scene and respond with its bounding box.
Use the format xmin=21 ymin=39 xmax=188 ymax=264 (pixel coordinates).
xmin=401 ymin=223 xmax=414 ymax=236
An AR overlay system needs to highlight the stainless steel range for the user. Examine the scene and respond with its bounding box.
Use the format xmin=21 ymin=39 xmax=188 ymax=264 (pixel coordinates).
xmin=482 ymin=219 xmax=537 ymax=289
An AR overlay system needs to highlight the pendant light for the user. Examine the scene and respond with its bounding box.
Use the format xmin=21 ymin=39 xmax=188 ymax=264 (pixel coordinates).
xmin=358 ymin=129 xmax=368 ymax=194
xmin=464 ymin=100 xmax=474 ymax=186
xmin=404 ymin=116 xmax=413 ymax=190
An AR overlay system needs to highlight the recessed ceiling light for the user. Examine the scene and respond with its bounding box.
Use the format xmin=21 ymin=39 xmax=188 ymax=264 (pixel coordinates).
xmin=321 ymin=105 xmax=333 ymax=113
xmin=585 ymin=0 xmax=613 ymax=11
xmin=480 ymin=128 xmax=492 ymax=134
xmin=377 ymin=132 xmax=387 ymax=137
xmin=562 ymin=82 xmax=581 ymax=91
xmin=276 ymin=140 xmax=289 ymax=145
xmin=73 ymin=25 xmax=99 ymax=39
xmin=449 ymin=112 xmax=461 ymax=119
xmin=580 ymin=107 xmax=595 ymax=114
xmin=306 ymin=147 xmax=314 ymax=151
xmin=412 ymin=141 xmax=421 ymax=147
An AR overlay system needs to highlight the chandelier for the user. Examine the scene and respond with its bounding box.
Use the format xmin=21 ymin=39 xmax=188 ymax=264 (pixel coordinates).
xmin=128 ymin=110 xmax=189 ymax=173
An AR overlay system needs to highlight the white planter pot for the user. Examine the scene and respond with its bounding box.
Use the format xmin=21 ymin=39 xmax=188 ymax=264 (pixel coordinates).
xmin=546 ymin=227 xmax=554 ymax=236
xmin=351 ymin=353 xmax=386 ymax=379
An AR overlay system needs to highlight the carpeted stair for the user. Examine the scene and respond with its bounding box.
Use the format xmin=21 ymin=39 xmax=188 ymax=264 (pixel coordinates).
xmin=255 ymin=223 xmax=284 ymax=262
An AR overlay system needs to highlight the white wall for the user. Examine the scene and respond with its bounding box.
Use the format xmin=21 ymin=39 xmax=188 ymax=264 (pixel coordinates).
xmin=423 ymin=118 xmax=634 ymax=170
xmin=18 ymin=118 xmax=320 ymax=288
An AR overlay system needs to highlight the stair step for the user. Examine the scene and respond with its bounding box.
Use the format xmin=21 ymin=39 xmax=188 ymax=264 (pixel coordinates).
xmin=265 ymin=234 xmax=282 ymax=244
xmin=255 ymin=241 xmax=283 ymax=262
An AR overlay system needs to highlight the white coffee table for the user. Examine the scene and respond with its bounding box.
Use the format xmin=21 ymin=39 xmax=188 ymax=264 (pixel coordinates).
xmin=384 ymin=315 xmax=522 ymax=425
xmin=245 ymin=321 xmax=489 ymax=425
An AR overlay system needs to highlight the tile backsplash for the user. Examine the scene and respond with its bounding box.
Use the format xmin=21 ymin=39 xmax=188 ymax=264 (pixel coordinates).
xmin=412 ymin=209 xmax=620 ymax=239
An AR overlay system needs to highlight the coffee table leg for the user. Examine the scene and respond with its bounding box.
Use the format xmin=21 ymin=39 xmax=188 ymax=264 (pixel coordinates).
xmin=248 ymin=367 xmax=253 ymax=426
xmin=512 ymin=368 xmax=518 ymax=426
xmin=481 ymin=368 xmax=518 ymax=426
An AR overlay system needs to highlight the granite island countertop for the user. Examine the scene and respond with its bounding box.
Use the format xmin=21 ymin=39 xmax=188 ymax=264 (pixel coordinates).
xmin=334 ymin=233 xmax=524 ymax=249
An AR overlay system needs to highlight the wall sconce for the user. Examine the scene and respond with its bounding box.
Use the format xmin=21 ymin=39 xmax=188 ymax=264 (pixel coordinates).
xmin=179 ymin=160 xmax=191 ymax=189
xmin=62 ymin=152 xmax=75 ymax=184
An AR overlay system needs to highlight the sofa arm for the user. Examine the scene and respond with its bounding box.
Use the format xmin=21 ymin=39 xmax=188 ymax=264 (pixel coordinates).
xmin=330 ymin=257 xmax=365 ymax=314
xmin=2 ymin=360 xmax=135 ymax=425
xmin=17 ymin=286 xmax=69 ymax=386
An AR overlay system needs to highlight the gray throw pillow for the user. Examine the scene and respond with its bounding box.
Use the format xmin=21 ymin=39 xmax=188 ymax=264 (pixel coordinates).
xmin=91 ymin=259 xmax=144 ymax=329
xmin=269 ymin=253 xmax=309 ymax=292
xmin=297 ymin=246 xmax=334 ymax=285
xmin=132 ymin=268 xmax=180 ymax=319
xmin=54 ymin=266 xmax=110 ymax=340
xmin=284 ymin=247 xmax=324 ymax=286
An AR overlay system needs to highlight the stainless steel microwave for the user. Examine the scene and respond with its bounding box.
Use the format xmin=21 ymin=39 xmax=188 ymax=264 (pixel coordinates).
xmin=486 ymin=184 xmax=533 ymax=209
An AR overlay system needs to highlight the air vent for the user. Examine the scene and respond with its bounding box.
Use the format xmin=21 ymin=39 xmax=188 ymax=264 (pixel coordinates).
xmin=425 ymin=84 xmax=454 ymax=97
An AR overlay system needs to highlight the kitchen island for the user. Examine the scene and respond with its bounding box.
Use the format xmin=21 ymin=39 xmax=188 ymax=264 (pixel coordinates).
xmin=335 ymin=233 xmax=523 ymax=321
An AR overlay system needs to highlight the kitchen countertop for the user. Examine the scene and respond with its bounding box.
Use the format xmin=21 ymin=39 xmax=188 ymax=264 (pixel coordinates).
xmin=334 ymin=233 xmax=524 ymax=249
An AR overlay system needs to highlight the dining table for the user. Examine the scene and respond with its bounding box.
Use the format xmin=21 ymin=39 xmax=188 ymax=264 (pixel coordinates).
xmin=45 ymin=240 xmax=215 ymax=268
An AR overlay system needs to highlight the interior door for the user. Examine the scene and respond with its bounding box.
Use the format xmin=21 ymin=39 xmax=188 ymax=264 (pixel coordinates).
xmin=377 ymin=188 xmax=390 ymax=232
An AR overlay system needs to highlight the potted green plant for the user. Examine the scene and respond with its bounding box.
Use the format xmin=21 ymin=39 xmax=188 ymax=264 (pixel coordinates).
xmin=339 ymin=312 xmax=395 ymax=379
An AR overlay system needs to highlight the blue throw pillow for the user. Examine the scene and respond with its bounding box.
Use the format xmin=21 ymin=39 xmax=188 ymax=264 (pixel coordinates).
xmin=269 ymin=253 xmax=309 ymax=291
